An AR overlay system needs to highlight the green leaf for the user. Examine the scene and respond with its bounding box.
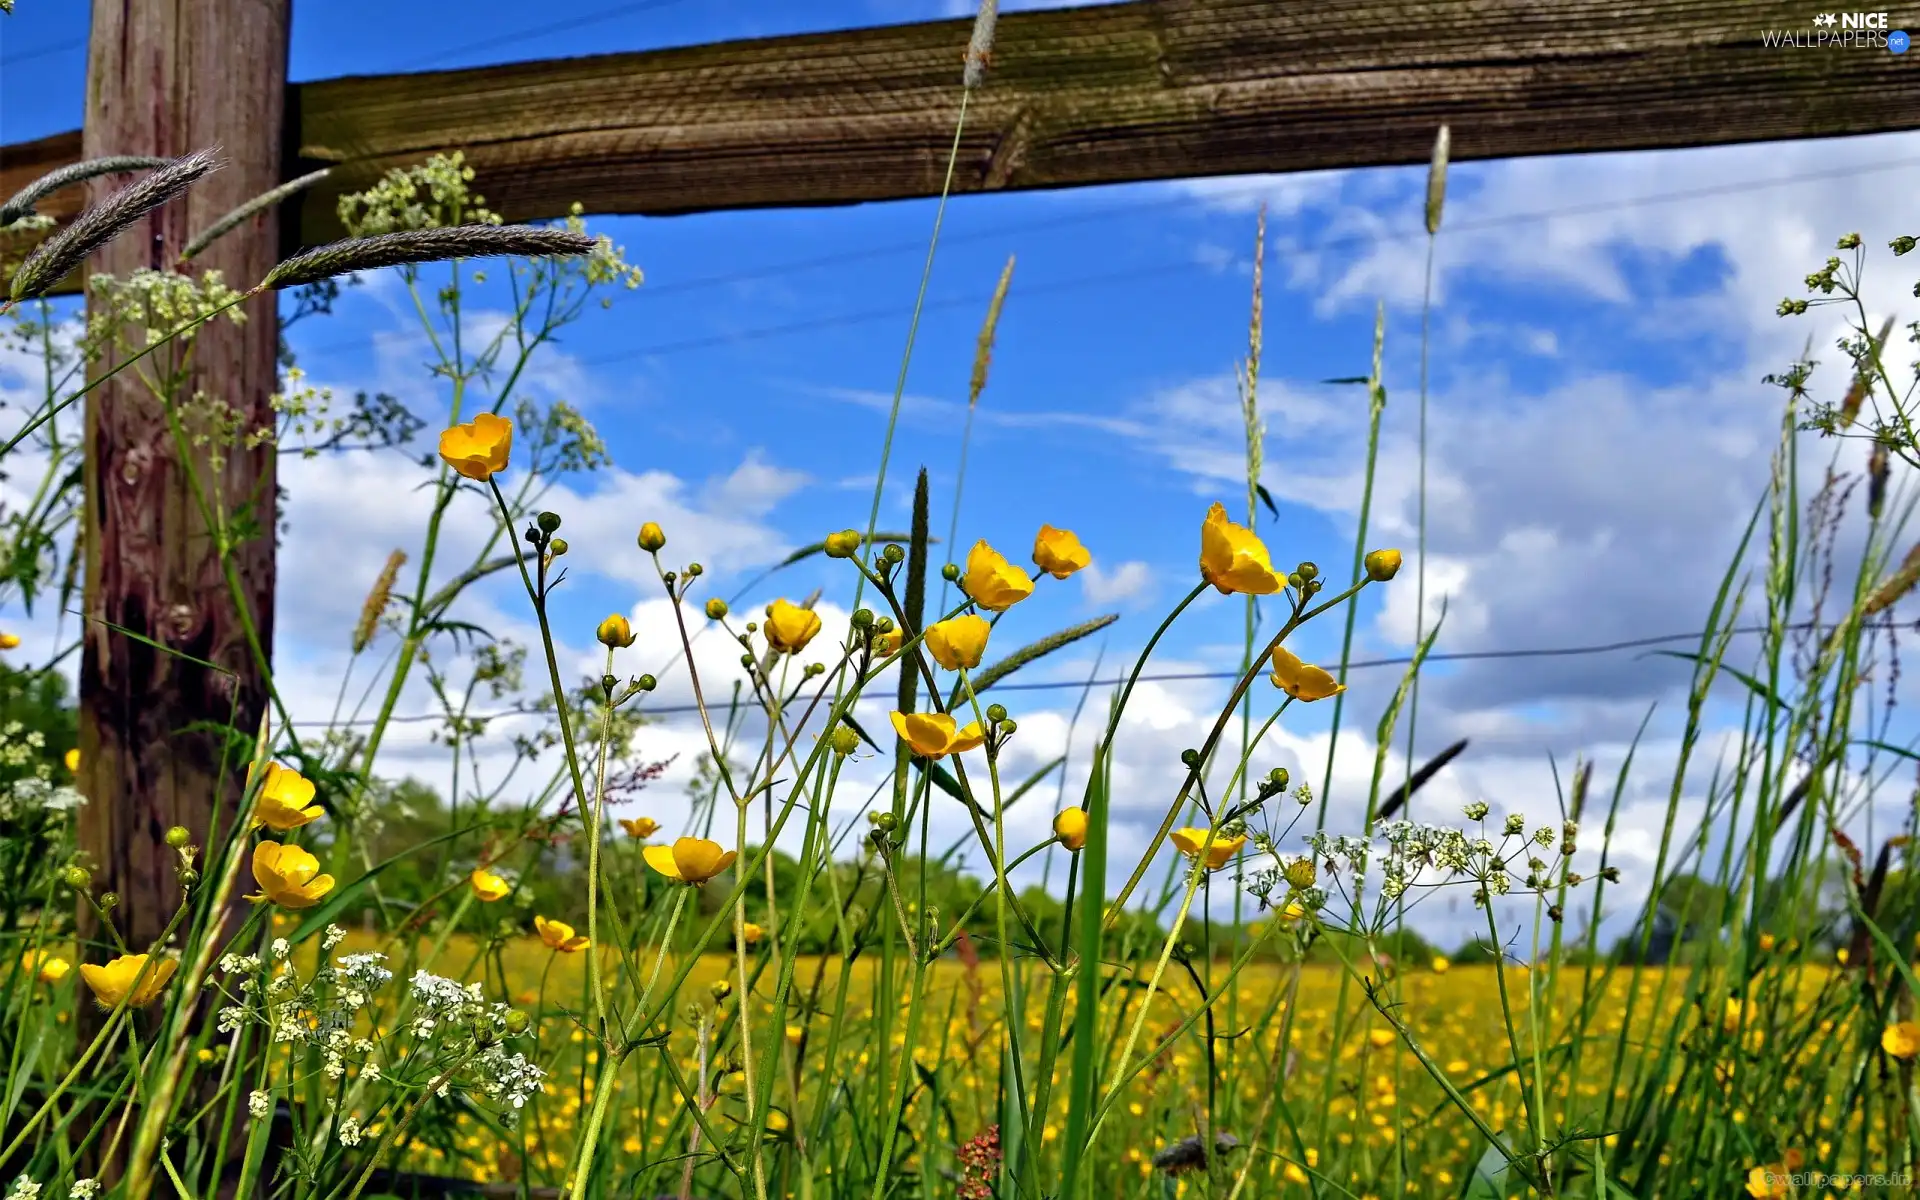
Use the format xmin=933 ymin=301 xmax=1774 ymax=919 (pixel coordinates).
xmin=1646 ymin=650 xmax=1787 ymax=712
xmin=1255 ymin=483 xmax=1280 ymax=521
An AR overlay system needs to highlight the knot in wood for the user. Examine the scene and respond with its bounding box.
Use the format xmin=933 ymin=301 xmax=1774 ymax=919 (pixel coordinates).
xmin=120 ymin=444 xmax=154 ymax=488
xmin=165 ymin=602 xmax=196 ymax=640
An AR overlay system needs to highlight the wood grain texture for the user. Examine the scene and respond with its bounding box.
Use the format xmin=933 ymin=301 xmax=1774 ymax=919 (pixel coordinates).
xmin=76 ymin=0 xmax=287 ymax=966
xmin=3 ymin=0 xmax=1912 ymax=295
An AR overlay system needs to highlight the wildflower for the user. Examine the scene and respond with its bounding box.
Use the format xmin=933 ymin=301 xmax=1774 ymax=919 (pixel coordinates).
xmin=644 ymin=837 xmax=737 ymax=885
xmin=8 ymin=1180 xmax=39 ymax=1200
xmin=68 ymin=1181 xmax=99 ymax=1200
xmin=1758 ymin=932 xmax=1776 ymax=952
xmin=1367 ymin=1028 xmax=1395 ymax=1049
xmin=924 ymin=615 xmax=990 ymax=671
xmin=1053 ymin=807 xmax=1088 ymax=852
xmin=437 ymin=412 xmax=513 ymax=481
xmin=0 ymin=634 xmax=18 ymax=650
xmin=705 ymin=597 xmax=729 ymax=620
xmin=962 ymin=540 xmax=1033 ymax=611
xmin=251 ymin=763 xmax=323 ymax=831
xmin=64 ymin=748 xmax=78 ymax=774
xmin=470 ymin=868 xmax=511 ymax=902
xmin=1032 ymin=524 xmax=1091 ymax=579
xmin=596 ymin=613 xmax=636 ymax=649
xmin=246 ymin=842 xmax=336 ymax=909
xmin=1170 ymin=827 xmax=1247 ymax=872
xmin=79 ymin=953 xmax=177 ymax=1008
xmin=637 ymin=521 xmax=666 ymax=552
xmin=619 ymin=816 xmax=659 ymax=839
xmin=823 ymin=529 xmax=862 ymax=558
xmin=872 ymin=627 xmax=904 ymax=656
xmin=1431 ymin=955 xmax=1450 ymax=974
xmin=1282 ymin=857 xmax=1317 ymax=890
xmin=1269 ymin=646 xmax=1345 ymax=702
xmin=1722 ymin=997 xmax=1745 ymax=1033
xmin=1364 ymin=548 xmax=1402 ymax=582
xmin=22 ymin=950 xmax=69 ymax=984
xmin=534 ymin=916 xmax=590 ymax=953
xmin=1882 ymin=1021 xmax=1920 ymax=1059
xmin=785 ymin=1023 xmax=805 ymax=1045
xmin=1745 ymin=1154 xmax=1803 ymax=1199
xmin=889 ymin=711 xmax=987 ymax=759
xmin=1836 ymin=947 xmax=1851 ymax=965
xmin=764 ymin=599 xmax=822 ymax=654
xmin=1198 ymin=502 xmax=1281 ymax=595
xmin=741 ymin=922 xmax=765 ymax=946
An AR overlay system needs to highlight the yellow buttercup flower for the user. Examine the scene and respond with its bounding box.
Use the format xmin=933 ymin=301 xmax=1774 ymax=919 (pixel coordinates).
xmin=80 ymin=953 xmax=177 ymax=1009
xmin=64 ymin=748 xmax=79 ymax=774
xmin=1882 ymin=1020 xmax=1920 ymax=1059
xmin=251 ymin=763 xmax=323 ymax=832
xmin=534 ymin=915 xmax=590 ymax=953
xmin=1431 ymin=955 xmax=1450 ymax=974
xmin=23 ymin=950 xmax=70 ymax=984
xmin=644 ymin=837 xmax=738 ymax=885
xmin=924 ymin=615 xmax=990 ymax=671
xmin=764 ymin=599 xmax=822 ymax=654
xmin=245 ymin=842 xmax=336 ymax=909
xmin=1170 ymin=826 xmax=1247 ymax=871
xmin=437 ymin=412 xmax=513 ymax=482
xmin=1365 ymin=548 xmax=1403 ymax=582
xmin=597 ymin=613 xmax=636 ymax=649
xmin=637 ymin=522 xmax=666 ymax=552
xmin=872 ymin=627 xmax=904 ymax=656
xmin=1367 ymin=1028 xmax=1395 ymax=1049
xmin=620 ymin=816 xmax=660 ymax=839
xmin=1032 ymin=524 xmax=1091 ymax=579
xmin=741 ymin=922 xmax=765 ymax=946
xmin=962 ymin=540 xmax=1034 ymax=612
xmin=1269 ymin=646 xmax=1345 ymax=702
xmin=0 ymin=633 xmax=18 ymax=650
xmin=1198 ymin=502 xmax=1281 ymax=595
xmin=1053 ymin=807 xmax=1088 ymax=852
xmin=888 ymin=711 xmax=986 ymax=759
xmin=1757 ymin=932 xmax=1776 ymax=952
xmin=470 ymin=867 xmax=511 ymax=902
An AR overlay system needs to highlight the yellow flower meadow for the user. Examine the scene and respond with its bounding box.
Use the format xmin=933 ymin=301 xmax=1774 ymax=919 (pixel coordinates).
xmin=246 ymin=842 xmax=336 ymax=909
xmin=251 ymin=763 xmax=323 ymax=832
xmin=644 ymin=837 xmax=737 ymax=884
xmin=1269 ymin=645 xmax=1346 ymax=702
xmin=924 ymin=615 xmax=990 ymax=671
xmin=889 ymin=711 xmax=986 ymax=759
xmin=764 ymin=599 xmax=823 ymax=654
xmin=1170 ymin=827 xmax=1247 ymax=871
xmin=470 ymin=867 xmax=512 ymax=902
xmin=1053 ymin=807 xmax=1088 ymax=852
xmin=1032 ymin=524 xmax=1091 ymax=579
xmin=534 ymin=915 xmax=590 ymax=953
xmin=1198 ymin=502 xmax=1281 ymax=595
xmin=962 ymin=540 xmax=1033 ymax=612
xmin=80 ymin=953 xmax=177 ymax=1009
xmin=437 ymin=412 xmax=513 ymax=481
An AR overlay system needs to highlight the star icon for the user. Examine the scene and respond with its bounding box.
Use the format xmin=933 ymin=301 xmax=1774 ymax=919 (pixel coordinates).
xmin=1814 ymin=11 xmax=1837 ymax=25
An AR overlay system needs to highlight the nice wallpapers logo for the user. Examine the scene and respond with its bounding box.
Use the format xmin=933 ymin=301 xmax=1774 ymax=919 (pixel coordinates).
xmin=1760 ymin=10 xmax=1911 ymax=49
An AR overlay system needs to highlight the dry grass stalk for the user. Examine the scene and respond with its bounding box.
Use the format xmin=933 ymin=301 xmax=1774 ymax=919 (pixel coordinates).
xmin=1425 ymin=125 xmax=1451 ymax=237
xmin=262 ymin=226 xmax=595 ymax=290
xmin=8 ymin=148 xmax=224 ymax=301
xmin=0 ymin=155 xmax=170 ymax=227
xmin=354 ymin=549 xmax=408 ymax=654
xmin=968 ymin=255 xmax=1015 ymax=407
xmin=963 ymin=0 xmax=999 ymax=89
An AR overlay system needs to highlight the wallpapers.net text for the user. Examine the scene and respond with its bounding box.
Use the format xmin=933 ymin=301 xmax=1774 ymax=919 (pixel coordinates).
xmin=1760 ymin=27 xmax=1898 ymax=46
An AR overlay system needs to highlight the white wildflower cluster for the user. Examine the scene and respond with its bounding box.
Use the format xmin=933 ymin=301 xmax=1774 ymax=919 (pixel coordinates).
xmin=473 ymin=1042 xmax=546 ymax=1110
xmin=247 ymin=1090 xmax=271 ymax=1120
xmin=9 ymin=1176 xmax=41 ymax=1200
xmin=0 ymin=723 xmax=83 ymax=822
xmin=68 ymin=1181 xmax=99 ymax=1200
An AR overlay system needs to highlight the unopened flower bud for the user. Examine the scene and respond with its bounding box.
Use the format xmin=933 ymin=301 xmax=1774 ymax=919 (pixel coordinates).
xmin=1892 ymin=235 xmax=1917 ymax=257
xmin=831 ymin=726 xmax=860 ymax=756
xmin=1296 ymin=562 xmax=1319 ymax=582
xmin=705 ymin=598 xmax=729 ymax=620
xmin=637 ymin=522 xmax=666 ymax=552
xmin=823 ymin=530 xmax=862 ymax=559
xmin=986 ymin=704 xmax=1008 ymax=723
xmin=1364 ymin=549 xmax=1402 ymax=582
xmin=99 ymin=892 xmax=119 ymax=910
xmin=635 ymin=674 xmax=657 ymax=692
xmin=597 ymin=613 xmax=637 ymax=649
xmin=686 ymin=563 xmax=703 ymax=577
xmin=882 ymin=544 xmax=905 ymax=565
xmin=1180 ymin=748 xmax=1201 ymax=768
xmin=178 ymin=867 xmax=201 ymax=888
xmin=1284 ymin=858 xmax=1317 ymax=891
xmin=710 ymin=980 xmax=732 ymax=1001
xmin=941 ymin=563 xmax=960 ymax=582
xmin=851 ymin=608 xmax=873 ymax=628
xmin=165 ymin=825 xmax=191 ymax=849
xmin=549 ymin=538 xmax=568 ymax=556
xmin=63 ymin=865 xmax=90 ymax=889
xmin=997 ymin=719 xmax=1017 ymax=736
xmin=504 ymin=1009 xmax=532 ymax=1035
xmin=537 ymin=511 xmax=562 ymax=534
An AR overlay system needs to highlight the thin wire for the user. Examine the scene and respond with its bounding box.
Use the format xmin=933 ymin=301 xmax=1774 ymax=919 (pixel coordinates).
xmin=0 ymin=36 xmax=85 ymax=67
xmin=393 ymin=0 xmax=693 ymax=71
xmin=286 ymin=618 xmax=1904 ymax=726
xmin=272 ymin=151 xmax=1920 ymax=367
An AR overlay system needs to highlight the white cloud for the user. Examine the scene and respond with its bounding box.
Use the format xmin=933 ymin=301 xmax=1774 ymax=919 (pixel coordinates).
xmin=1079 ymin=560 xmax=1154 ymax=606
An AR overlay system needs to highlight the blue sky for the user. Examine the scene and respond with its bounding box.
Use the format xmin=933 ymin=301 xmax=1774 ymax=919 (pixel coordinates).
xmin=4 ymin=1 xmax=1918 ymax=949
